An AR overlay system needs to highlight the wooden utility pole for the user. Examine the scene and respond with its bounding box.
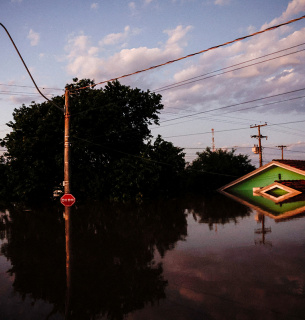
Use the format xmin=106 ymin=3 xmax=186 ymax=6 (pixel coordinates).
xmin=251 ymin=123 xmax=267 ymax=167
xmin=211 ymin=128 xmax=215 ymax=152
xmin=64 ymin=87 xmax=71 ymax=312
xmin=64 ymin=87 xmax=71 ymax=195
xmin=276 ymin=145 xmax=287 ymax=160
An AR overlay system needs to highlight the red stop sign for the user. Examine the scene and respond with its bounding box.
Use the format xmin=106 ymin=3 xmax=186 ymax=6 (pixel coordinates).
xmin=60 ymin=193 xmax=76 ymax=207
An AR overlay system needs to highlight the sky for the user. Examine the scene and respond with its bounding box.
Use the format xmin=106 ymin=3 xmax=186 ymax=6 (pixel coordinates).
xmin=0 ymin=0 xmax=305 ymax=167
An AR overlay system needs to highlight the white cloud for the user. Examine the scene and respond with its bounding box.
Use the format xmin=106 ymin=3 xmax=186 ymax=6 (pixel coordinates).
xmin=214 ymin=0 xmax=231 ymax=6
xmin=162 ymin=17 xmax=305 ymax=114
xmin=129 ymin=1 xmax=137 ymax=14
xmin=261 ymin=0 xmax=305 ymax=29
xmin=129 ymin=1 xmax=136 ymax=9
xmin=91 ymin=3 xmax=99 ymax=9
xmin=144 ymin=0 xmax=153 ymax=5
xmin=100 ymin=26 xmax=131 ymax=46
xmin=164 ymin=25 xmax=193 ymax=51
xmin=65 ymin=25 xmax=193 ymax=83
xmin=64 ymin=0 xmax=305 ymax=117
xmin=27 ymin=29 xmax=40 ymax=46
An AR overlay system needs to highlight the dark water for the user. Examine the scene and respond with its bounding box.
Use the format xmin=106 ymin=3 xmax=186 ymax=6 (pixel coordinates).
xmin=0 ymin=194 xmax=305 ymax=320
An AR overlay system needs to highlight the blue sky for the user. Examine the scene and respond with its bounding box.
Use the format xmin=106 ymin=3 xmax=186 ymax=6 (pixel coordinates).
xmin=1 ymin=0 xmax=305 ymax=166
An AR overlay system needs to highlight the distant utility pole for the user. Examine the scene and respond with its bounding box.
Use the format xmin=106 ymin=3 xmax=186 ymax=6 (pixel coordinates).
xmin=211 ymin=128 xmax=215 ymax=152
xmin=276 ymin=145 xmax=287 ymax=160
xmin=251 ymin=123 xmax=267 ymax=167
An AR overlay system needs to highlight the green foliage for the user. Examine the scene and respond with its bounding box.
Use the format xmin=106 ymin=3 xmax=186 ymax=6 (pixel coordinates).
xmin=107 ymin=135 xmax=186 ymax=200
xmin=186 ymin=147 xmax=255 ymax=192
xmin=1 ymin=98 xmax=64 ymax=202
xmin=0 ymin=79 xmax=185 ymax=203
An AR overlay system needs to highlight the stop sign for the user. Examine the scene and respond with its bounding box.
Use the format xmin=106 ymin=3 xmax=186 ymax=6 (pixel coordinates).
xmin=60 ymin=193 xmax=76 ymax=207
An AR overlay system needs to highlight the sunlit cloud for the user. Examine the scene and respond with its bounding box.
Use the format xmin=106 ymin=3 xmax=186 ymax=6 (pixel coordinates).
xmin=128 ymin=1 xmax=137 ymax=14
xmin=65 ymin=25 xmax=193 ymax=83
xmin=261 ymin=0 xmax=305 ymax=29
xmin=91 ymin=3 xmax=99 ymax=9
xmin=214 ymin=0 xmax=231 ymax=6
xmin=100 ymin=26 xmax=132 ymax=46
xmin=27 ymin=29 xmax=40 ymax=46
xmin=64 ymin=0 xmax=305 ymax=117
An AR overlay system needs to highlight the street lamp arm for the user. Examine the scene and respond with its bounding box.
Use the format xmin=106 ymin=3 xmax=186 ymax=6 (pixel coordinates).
xmin=0 ymin=23 xmax=64 ymax=112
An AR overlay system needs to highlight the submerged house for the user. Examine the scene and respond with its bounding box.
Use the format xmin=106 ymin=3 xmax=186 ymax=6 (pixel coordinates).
xmin=219 ymin=160 xmax=305 ymax=221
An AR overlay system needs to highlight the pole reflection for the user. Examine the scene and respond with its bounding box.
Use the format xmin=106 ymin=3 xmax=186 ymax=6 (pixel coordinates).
xmin=65 ymin=206 xmax=72 ymax=319
xmin=255 ymin=213 xmax=272 ymax=246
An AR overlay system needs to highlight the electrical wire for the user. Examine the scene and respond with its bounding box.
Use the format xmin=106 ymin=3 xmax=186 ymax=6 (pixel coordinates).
xmin=0 ymin=83 xmax=63 ymax=91
xmin=154 ymin=47 xmax=305 ymax=93
xmin=0 ymin=23 xmax=64 ymax=112
xmin=70 ymin=14 xmax=305 ymax=92
xmin=71 ymin=136 xmax=184 ymax=168
xmin=159 ymin=87 xmax=305 ymax=124
xmin=0 ymin=90 xmax=55 ymax=97
xmin=163 ymin=118 xmax=305 ymax=139
xmin=153 ymin=94 xmax=305 ymax=130
xmin=71 ymin=136 xmax=238 ymax=178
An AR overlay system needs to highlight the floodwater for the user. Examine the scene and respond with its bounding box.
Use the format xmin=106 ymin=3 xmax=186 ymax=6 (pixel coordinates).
xmin=0 ymin=193 xmax=305 ymax=320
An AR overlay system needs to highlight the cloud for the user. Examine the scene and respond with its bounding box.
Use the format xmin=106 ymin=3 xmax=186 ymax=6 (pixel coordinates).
xmin=160 ymin=1 xmax=305 ymax=114
xmin=65 ymin=25 xmax=193 ymax=84
xmin=91 ymin=3 xmax=99 ymax=9
xmin=100 ymin=26 xmax=132 ymax=46
xmin=261 ymin=0 xmax=305 ymax=29
xmin=27 ymin=29 xmax=40 ymax=46
xmin=164 ymin=25 xmax=193 ymax=52
xmin=128 ymin=1 xmax=137 ymax=14
xmin=214 ymin=0 xmax=231 ymax=6
xmin=64 ymin=0 xmax=305 ymax=118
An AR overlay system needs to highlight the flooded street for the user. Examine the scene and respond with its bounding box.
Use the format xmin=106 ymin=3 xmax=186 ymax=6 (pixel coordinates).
xmin=1 ymin=193 xmax=305 ymax=320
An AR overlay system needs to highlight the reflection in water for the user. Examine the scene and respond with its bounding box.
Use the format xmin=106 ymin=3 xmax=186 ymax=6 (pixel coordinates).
xmin=184 ymin=193 xmax=252 ymax=230
xmin=1 ymin=194 xmax=305 ymax=319
xmin=254 ymin=214 xmax=272 ymax=246
xmin=221 ymin=188 xmax=305 ymax=222
xmin=0 ymin=206 xmax=66 ymax=317
xmin=0 ymin=199 xmax=188 ymax=319
xmin=65 ymin=206 xmax=72 ymax=320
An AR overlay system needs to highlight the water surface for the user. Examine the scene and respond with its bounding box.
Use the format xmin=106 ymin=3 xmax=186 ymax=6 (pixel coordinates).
xmin=0 ymin=194 xmax=304 ymax=319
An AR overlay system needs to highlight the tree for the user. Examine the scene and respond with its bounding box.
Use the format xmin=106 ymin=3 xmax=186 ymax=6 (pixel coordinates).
xmin=107 ymin=135 xmax=186 ymax=200
xmin=186 ymin=147 xmax=255 ymax=192
xmin=0 ymin=79 xmax=185 ymax=202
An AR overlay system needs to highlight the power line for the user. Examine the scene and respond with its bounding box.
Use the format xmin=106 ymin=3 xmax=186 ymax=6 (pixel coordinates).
xmin=159 ymin=88 xmax=305 ymax=124
xmin=71 ymin=14 xmax=305 ymax=92
xmin=0 ymin=90 xmax=55 ymax=97
xmin=163 ymin=118 xmax=305 ymax=139
xmin=164 ymin=126 xmax=250 ymax=138
xmin=0 ymin=83 xmax=63 ymax=91
xmin=153 ymin=94 xmax=305 ymax=130
xmin=154 ymin=46 xmax=305 ymax=93
xmin=0 ymin=23 xmax=64 ymax=112
xmin=71 ymin=136 xmax=184 ymax=168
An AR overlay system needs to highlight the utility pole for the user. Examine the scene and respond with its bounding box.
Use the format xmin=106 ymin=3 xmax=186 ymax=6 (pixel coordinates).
xmin=276 ymin=145 xmax=287 ymax=160
xmin=251 ymin=123 xmax=267 ymax=167
xmin=63 ymin=86 xmax=72 ymax=318
xmin=64 ymin=87 xmax=71 ymax=195
xmin=211 ymin=128 xmax=215 ymax=152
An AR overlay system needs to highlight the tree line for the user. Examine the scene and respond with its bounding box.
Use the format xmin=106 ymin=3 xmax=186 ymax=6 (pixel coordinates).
xmin=0 ymin=79 xmax=255 ymax=203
